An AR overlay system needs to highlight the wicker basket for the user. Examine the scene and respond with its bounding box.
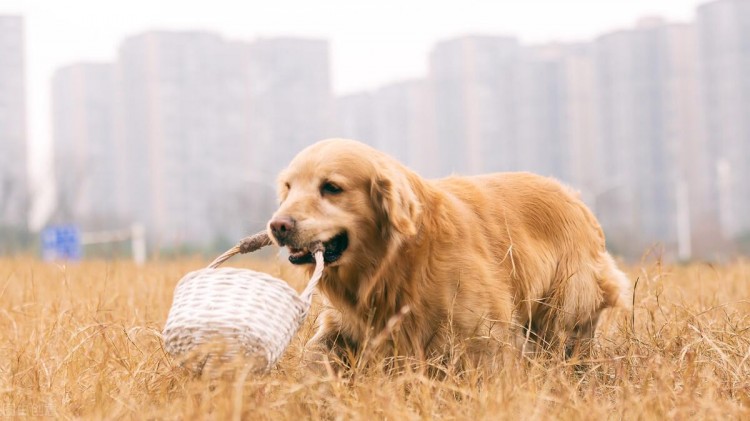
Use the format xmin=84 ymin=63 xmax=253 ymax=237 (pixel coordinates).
xmin=162 ymin=232 xmax=324 ymax=373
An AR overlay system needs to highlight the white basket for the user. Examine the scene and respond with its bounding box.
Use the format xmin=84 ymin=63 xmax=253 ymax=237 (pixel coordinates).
xmin=162 ymin=233 xmax=324 ymax=373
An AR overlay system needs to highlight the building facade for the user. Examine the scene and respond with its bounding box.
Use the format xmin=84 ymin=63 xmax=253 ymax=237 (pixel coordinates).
xmin=429 ymin=36 xmax=522 ymax=175
xmin=46 ymin=3 xmax=750 ymax=257
xmin=697 ymin=0 xmax=750 ymax=242
xmin=593 ymin=20 xmax=669 ymax=255
xmin=116 ymin=31 xmax=256 ymax=246
xmin=50 ymin=32 xmax=334 ymax=247
xmin=245 ymin=38 xmax=335 ymax=178
xmin=52 ymin=63 xmax=118 ymax=228
xmin=0 ymin=16 xmax=27 ymax=229
xmin=335 ymin=80 xmax=438 ymax=178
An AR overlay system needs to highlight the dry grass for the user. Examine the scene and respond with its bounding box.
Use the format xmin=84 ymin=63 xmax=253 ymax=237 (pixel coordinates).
xmin=1 ymin=255 xmax=749 ymax=420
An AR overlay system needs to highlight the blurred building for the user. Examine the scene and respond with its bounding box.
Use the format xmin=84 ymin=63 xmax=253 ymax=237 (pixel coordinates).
xmin=592 ymin=18 xmax=715 ymax=257
xmin=44 ymin=2 xmax=750 ymax=258
xmin=665 ymin=23 xmax=724 ymax=258
xmin=49 ymin=32 xmax=333 ymax=248
xmin=245 ymin=38 xmax=335 ymax=178
xmin=52 ymin=63 xmax=119 ymax=229
xmin=107 ymin=33 xmax=333 ymax=247
xmin=372 ymin=79 xmax=438 ymax=177
xmin=239 ymin=38 xmax=334 ymax=236
xmin=0 ymin=16 xmax=27 ymax=229
xmin=515 ymin=45 xmax=568 ymax=181
xmin=429 ymin=36 xmax=522 ymax=175
xmin=335 ymin=80 xmax=438 ymax=177
xmin=115 ymin=31 xmax=254 ymax=246
xmin=336 ymin=91 xmax=376 ymax=145
xmin=697 ymin=0 xmax=750 ymax=243
xmin=559 ymin=43 xmax=600 ymax=194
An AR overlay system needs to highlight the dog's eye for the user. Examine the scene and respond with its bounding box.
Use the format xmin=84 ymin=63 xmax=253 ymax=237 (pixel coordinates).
xmin=321 ymin=182 xmax=343 ymax=195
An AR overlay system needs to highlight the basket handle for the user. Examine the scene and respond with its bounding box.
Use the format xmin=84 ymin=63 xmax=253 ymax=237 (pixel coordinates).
xmin=300 ymin=244 xmax=325 ymax=304
xmin=207 ymin=231 xmax=325 ymax=305
xmin=207 ymin=230 xmax=273 ymax=269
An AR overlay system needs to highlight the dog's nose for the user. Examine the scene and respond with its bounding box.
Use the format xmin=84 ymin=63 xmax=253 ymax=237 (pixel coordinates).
xmin=269 ymin=216 xmax=296 ymax=243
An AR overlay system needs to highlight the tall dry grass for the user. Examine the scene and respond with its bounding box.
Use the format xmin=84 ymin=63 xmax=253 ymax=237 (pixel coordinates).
xmin=1 ymin=256 xmax=749 ymax=420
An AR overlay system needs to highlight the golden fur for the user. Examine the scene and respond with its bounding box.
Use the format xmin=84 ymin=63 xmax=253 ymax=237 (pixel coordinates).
xmin=268 ymin=138 xmax=631 ymax=369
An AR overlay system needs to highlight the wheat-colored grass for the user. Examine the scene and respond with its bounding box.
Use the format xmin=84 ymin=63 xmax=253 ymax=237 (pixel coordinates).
xmin=1 ymin=256 xmax=749 ymax=420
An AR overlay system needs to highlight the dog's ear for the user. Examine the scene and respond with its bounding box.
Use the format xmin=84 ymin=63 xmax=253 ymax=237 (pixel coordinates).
xmin=370 ymin=166 xmax=421 ymax=238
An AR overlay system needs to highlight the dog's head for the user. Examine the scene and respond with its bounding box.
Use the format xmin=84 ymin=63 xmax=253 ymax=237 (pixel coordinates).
xmin=267 ymin=138 xmax=421 ymax=268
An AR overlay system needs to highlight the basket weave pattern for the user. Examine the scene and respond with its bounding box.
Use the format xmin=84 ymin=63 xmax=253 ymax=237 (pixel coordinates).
xmin=163 ymin=268 xmax=308 ymax=370
xmin=162 ymin=232 xmax=324 ymax=372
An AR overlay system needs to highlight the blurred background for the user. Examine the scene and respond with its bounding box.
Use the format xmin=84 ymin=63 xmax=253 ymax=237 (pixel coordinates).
xmin=0 ymin=0 xmax=748 ymax=261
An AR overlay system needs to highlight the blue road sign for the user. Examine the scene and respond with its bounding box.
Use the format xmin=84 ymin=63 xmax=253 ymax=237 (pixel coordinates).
xmin=41 ymin=225 xmax=82 ymax=261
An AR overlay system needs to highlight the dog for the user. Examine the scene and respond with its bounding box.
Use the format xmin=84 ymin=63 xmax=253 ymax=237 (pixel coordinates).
xmin=267 ymin=138 xmax=630 ymax=371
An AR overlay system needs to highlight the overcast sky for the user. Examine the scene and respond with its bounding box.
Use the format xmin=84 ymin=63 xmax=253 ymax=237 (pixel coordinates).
xmin=1 ymin=0 xmax=705 ymax=225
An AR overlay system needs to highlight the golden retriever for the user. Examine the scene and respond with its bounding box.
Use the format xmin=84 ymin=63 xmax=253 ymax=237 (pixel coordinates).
xmin=267 ymin=138 xmax=630 ymax=370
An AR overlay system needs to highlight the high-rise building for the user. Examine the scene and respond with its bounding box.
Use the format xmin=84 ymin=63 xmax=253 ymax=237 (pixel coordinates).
xmin=236 ymin=38 xmax=335 ymax=233
xmin=372 ymin=79 xmax=438 ymax=177
xmin=245 ymin=38 xmax=335 ymax=177
xmin=335 ymin=80 xmax=437 ymax=177
xmin=113 ymin=33 xmax=334 ymax=246
xmin=697 ymin=0 xmax=750 ymax=242
xmin=593 ymin=18 xmax=710 ymax=257
xmin=558 ymin=43 xmax=600 ymax=194
xmin=116 ymin=31 xmax=252 ymax=246
xmin=42 ymin=3 xmax=750 ymax=257
xmin=663 ymin=23 xmax=723 ymax=258
xmin=52 ymin=63 xmax=119 ymax=228
xmin=429 ymin=36 xmax=522 ymax=175
xmin=0 ymin=16 xmax=27 ymax=229
xmin=336 ymin=92 xmax=376 ymax=144
xmin=515 ymin=45 xmax=568 ymax=181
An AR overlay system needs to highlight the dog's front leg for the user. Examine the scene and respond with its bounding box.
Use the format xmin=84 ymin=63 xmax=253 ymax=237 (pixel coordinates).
xmin=302 ymin=309 xmax=357 ymax=376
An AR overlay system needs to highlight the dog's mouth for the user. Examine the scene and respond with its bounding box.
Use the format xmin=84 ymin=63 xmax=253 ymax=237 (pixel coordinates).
xmin=288 ymin=232 xmax=349 ymax=265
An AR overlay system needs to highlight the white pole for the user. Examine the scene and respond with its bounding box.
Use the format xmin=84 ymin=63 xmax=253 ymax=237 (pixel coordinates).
xmin=676 ymin=180 xmax=691 ymax=261
xmin=717 ymin=159 xmax=733 ymax=239
xmin=131 ymin=223 xmax=146 ymax=266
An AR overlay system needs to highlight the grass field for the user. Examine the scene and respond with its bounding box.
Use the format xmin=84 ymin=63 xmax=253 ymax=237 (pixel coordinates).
xmin=1 ymin=255 xmax=749 ymax=420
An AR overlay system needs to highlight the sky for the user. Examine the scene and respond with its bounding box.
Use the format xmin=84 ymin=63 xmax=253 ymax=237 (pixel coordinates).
xmin=1 ymin=0 xmax=705 ymax=226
